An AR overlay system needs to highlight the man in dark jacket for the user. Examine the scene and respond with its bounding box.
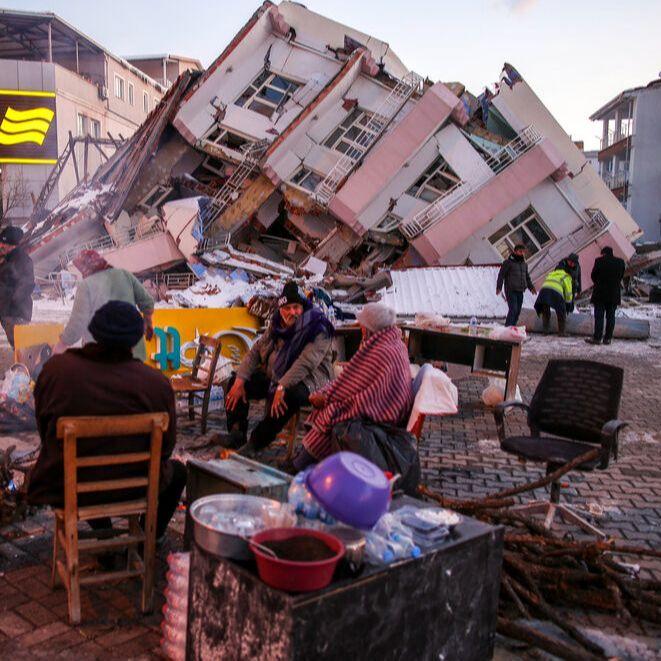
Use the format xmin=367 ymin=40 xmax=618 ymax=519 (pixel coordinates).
xmin=28 ymin=301 xmax=185 ymax=539
xmin=0 ymin=226 xmax=34 ymax=348
xmin=585 ymin=246 xmax=625 ymax=345
xmin=496 ymin=244 xmax=537 ymax=326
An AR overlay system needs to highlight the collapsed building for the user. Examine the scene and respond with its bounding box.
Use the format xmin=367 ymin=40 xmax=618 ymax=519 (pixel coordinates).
xmin=26 ymin=1 xmax=641 ymax=296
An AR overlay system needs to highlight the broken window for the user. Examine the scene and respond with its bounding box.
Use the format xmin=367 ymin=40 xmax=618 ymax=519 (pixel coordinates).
xmin=289 ymin=167 xmax=323 ymax=192
xmin=138 ymin=185 xmax=173 ymax=211
xmin=203 ymin=126 xmax=254 ymax=153
xmin=406 ymin=156 xmax=461 ymax=203
xmin=235 ymin=69 xmax=301 ymax=119
xmin=489 ymin=206 xmax=553 ymax=258
xmin=202 ymin=155 xmax=227 ymax=177
xmin=372 ymin=212 xmax=402 ymax=234
xmin=323 ymin=108 xmax=377 ymax=160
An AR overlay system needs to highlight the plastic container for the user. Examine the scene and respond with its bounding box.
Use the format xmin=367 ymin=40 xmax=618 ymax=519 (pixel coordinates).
xmin=305 ymin=452 xmax=390 ymax=530
xmin=469 ymin=316 xmax=478 ymax=336
xmin=250 ymin=527 xmax=345 ymax=592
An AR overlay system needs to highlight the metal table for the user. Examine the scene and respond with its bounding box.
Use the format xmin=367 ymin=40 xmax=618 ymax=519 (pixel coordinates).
xmin=335 ymin=324 xmax=523 ymax=401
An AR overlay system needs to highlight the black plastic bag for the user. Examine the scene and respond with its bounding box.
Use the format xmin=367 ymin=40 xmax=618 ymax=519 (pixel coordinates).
xmin=330 ymin=418 xmax=421 ymax=496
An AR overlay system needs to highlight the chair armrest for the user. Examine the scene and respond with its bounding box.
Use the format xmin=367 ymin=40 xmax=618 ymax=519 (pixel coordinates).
xmin=493 ymin=401 xmax=530 ymax=443
xmin=599 ymin=419 xmax=628 ymax=468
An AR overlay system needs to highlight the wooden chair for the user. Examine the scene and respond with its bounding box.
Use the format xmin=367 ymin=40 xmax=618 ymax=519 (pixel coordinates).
xmin=171 ymin=335 xmax=223 ymax=434
xmin=51 ymin=413 xmax=168 ymax=625
xmin=494 ymin=359 xmax=627 ymax=537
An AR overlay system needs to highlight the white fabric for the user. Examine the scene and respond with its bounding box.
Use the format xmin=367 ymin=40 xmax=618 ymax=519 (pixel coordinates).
xmin=407 ymin=365 xmax=459 ymax=431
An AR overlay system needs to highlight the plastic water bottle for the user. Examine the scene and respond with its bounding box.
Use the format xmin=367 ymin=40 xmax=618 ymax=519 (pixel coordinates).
xmin=365 ymin=533 xmax=395 ymax=564
xmin=390 ymin=533 xmax=422 ymax=558
xmin=469 ymin=316 xmax=478 ymax=336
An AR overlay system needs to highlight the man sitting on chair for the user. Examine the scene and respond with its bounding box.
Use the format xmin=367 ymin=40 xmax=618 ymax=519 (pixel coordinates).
xmin=27 ymin=301 xmax=185 ymax=541
xmin=223 ymin=281 xmax=334 ymax=456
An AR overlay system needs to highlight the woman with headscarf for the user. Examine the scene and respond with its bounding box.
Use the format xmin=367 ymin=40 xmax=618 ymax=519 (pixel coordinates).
xmin=53 ymin=250 xmax=155 ymax=360
xmin=223 ymin=281 xmax=334 ymax=456
xmin=292 ymin=302 xmax=413 ymax=470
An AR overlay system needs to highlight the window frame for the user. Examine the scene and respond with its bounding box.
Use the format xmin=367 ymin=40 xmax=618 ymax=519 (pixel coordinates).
xmin=406 ymin=155 xmax=461 ymax=203
xmin=128 ymin=82 xmax=134 ymax=106
xmin=202 ymin=125 xmax=254 ymax=154
xmin=234 ymin=69 xmax=301 ymax=119
xmin=76 ymin=112 xmax=87 ymax=137
xmin=372 ymin=211 xmax=402 ymax=234
xmin=488 ymin=205 xmax=554 ymax=259
xmin=90 ymin=118 xmax=101 ymax=139
xmin=288 ymin=166 xmax=323 ymax=193
xmin=143 ymin=90 xmax=149 ymax=113
xmin=323 ymin=107 xmax=378 ymax=160
xmin=114 ymin=74 xmax=125 ymax=101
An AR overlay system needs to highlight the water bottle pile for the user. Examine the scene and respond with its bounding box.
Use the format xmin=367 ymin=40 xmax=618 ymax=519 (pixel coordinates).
xmin=161 ymin=552 xmax=190 ymax=661
xmin=287 ymin=468 xmax=337 ymax=525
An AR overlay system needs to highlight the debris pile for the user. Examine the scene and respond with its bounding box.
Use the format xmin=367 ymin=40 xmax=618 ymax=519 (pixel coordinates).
xmin=25 ymin=1 xmax=642 ymax=308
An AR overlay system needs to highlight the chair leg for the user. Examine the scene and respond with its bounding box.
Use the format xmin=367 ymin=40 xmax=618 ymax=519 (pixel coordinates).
xmin=200 ymin=389 xmax=211 ymax=434
xmin=188 ymin=392 xmax=195 ymax=420
xmin=51 ymin=516 xmax=61 ymax=588
xmin=64 ymin=517 xmax=81 ymax=625
xmin=128 ymin=515 xmax=141 ymax=570
xmin=555 ymin=504 xmax=607 ymax=538
xmin=141 ymin=511 xmax=157 ymax=614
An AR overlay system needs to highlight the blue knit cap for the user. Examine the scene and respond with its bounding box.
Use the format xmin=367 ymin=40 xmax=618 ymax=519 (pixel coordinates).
xmin=88 ymin=301 xmax=144 ymax=349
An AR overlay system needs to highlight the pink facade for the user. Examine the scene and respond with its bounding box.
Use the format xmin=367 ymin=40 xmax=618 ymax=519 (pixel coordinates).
xmin=104 ymin=233 xmax=184 ymax=274
xmin=412 ymin=139 xmax=566 ymax=263
xmin=329 ymin=83 xmax=465 ymax=235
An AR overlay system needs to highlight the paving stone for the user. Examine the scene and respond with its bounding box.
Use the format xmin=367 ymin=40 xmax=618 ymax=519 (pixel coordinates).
xmin=17 ymin=621 xmax=70 ymax=648
xmin=0 ymin=610 xmax=34 ymax=637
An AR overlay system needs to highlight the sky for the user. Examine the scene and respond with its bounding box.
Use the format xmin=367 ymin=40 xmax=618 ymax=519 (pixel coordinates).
xmin=3 ymin=0 xmax=660 ymax=149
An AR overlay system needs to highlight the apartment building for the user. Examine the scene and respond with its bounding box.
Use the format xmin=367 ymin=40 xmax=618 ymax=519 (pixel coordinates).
xmin=591 ymin=78 xmax=661 ymax=242
xmin=126 ymin=54 xmax=203 ymax=88
xmin=0 ymin=9 xmax=167 ymax=222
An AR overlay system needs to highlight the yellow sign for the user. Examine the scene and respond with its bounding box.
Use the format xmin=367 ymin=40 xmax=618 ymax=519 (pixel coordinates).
xmin=0 ymin=90 xmax=57 ymax=164
xmin=146 ymin=308 xmax=261 ymax=375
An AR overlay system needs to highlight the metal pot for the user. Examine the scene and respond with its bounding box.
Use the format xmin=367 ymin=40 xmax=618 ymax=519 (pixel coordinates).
xmin=329 ymin=526 xmax=365 ymax=567
xmin=190 ymin=494 xmax=296 ymax=560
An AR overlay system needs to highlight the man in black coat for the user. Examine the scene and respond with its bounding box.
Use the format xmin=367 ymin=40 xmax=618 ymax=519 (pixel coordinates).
xmin=0 ymin=226 xmax=34 ymax=348
xmin=585 ymin=246 xmax=625 ymax=345
xmin=496 ymin=244 xmax=537 ymax=326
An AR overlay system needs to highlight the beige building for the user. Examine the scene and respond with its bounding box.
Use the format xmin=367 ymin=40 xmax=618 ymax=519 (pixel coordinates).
xmin=126 ymin=54 xmax=203 ymax=88
xmin=0 ymin=9 xmax=174 ymax=223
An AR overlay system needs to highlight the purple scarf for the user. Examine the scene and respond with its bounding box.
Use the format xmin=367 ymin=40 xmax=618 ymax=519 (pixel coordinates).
xmin=271 ymin=305 xmax=333 ymax=386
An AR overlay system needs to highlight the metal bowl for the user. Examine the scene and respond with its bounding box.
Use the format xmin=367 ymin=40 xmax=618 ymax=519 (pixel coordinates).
xmin=190 ymin=494 xmax=296 ymax=560
xmin=328 ymin=527 xmax=366 ymax=567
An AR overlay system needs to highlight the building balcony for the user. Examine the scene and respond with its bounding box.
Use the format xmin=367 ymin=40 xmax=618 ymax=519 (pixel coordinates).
xmin=597 ymin=134 xmax=632 ymax=161
xmin=602 ymin=170 xmax=629 ymax=191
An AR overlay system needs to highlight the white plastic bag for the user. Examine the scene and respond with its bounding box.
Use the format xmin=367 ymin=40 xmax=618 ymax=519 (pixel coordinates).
xmin=481 ymin=377 xmax=522 ymax=406
xmin=407 ymin=364 xmax=459 ymax=431
xmin=488 ymin=325 xmax=527 ymax=342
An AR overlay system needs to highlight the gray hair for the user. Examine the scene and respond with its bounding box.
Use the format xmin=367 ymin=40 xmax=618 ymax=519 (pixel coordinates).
xmin=356 ymin=302 xmax=397 ymax=333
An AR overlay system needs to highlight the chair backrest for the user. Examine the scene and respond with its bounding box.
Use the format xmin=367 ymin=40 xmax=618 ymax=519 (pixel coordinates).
xmin=528 ymin=360 xmax=623 ymax=445
xmin=56 ymin=413 xmax=169 ymax=520
xmin=190 ymin=335 xmax=223 ymax=385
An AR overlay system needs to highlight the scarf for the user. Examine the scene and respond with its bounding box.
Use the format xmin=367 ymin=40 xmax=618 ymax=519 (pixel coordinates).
xmin=270 ymin=304 xmax=333 ymax=386
xmin=303 ymin=325 xmax=413 ymax=459
xmin=72 ymin=249 xmax=112 ymax=278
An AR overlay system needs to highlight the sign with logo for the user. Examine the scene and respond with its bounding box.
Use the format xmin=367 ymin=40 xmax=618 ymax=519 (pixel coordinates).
xmin=0 ymin=90 xmax=57 ymax=164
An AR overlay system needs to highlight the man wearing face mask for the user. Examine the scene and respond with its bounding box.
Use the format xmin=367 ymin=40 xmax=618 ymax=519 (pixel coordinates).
xmin=496 ymin=244 xmax=536 ymax=327
xmin=0 ymin=226 xmax=34 ymax=348
xmin=223 ymin=281 xmax=334 ymax=456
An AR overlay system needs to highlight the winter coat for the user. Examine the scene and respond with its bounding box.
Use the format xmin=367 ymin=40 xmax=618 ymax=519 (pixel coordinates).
xmin=496 ymin=256 xmax=534 ymax=293
xmin=60 ymin=267 xmax=154 ymax=360
xmin=590 ymin=254 xmax=625 ymax=307
xmin=27 ymin=343 xmax=176 ymax=508
xmin=540 ymin=269 xmax=573 ymax=303
xmin=236 ymin=330 xmax=333 ymax=394
xmin=0 ymin=246 xmax=34 ymax=320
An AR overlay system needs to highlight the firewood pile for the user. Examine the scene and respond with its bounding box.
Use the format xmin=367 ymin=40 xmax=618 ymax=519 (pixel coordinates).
xmin=420 ymin=450 xmax=661 ymax=660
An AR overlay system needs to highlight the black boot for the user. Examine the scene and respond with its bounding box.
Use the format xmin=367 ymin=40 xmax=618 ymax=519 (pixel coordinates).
xmin=557 ymin=317 xmax=567 ymax=337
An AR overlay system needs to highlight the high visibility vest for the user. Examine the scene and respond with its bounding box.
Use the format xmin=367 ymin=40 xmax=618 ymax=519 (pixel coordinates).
xmin=541 ymin=269 xmax=573 ymax=302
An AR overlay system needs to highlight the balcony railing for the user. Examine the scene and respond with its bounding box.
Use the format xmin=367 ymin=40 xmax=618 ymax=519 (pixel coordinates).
xmin=600 ymin=122 xmax=633 ymax=150
xmin=400 ymin=125 xmax=543 ymax=239
xmin=602 ymin=170 xmax=629 ymax=190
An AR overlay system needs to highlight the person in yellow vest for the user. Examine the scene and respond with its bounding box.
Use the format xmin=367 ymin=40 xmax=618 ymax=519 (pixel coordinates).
xmin=533 ymin=259 xmax=575 ymax=336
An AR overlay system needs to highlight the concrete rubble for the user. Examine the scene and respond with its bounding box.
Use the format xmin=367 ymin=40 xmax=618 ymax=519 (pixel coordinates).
xmin=25 ymin=1 xmax=649 ymax=311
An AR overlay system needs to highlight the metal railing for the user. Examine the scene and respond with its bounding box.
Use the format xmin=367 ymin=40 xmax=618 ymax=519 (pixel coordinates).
xmin=602 ymin=169 xmax=629 ymax=190
xmin=528 ymin=208 xmax=610 ymax=281
xmin=401 ymin=125 xmax=543 ymax=239
xmin=59 ymin=223 xmax=167 ymax=269
xmin=600 ymin=122 xmax=633 ymax=149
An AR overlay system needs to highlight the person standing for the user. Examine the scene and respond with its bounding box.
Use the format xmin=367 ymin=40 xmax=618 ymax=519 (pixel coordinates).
xmin=533 ymin=262 xmax=574 ymax=336
xmin=0 ymin=226 xmax=34 ymax=348
xmin=585 ymin=246 xmax=625 ymax=345
xmin=496 ymin=244 xmax=536 ymax=326
xmin=53 ymin=250 xmax=154 ymax=360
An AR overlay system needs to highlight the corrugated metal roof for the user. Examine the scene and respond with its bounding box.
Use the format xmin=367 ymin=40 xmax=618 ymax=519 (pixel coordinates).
xmin=380 ymin=266 xmax=536 ymax=319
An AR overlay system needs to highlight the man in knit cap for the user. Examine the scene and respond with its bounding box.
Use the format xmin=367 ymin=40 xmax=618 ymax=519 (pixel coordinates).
xmin=28 ymin=301 xmax=185 ymax=541
xmin=0 ymin=225 xmax=34 ymax=348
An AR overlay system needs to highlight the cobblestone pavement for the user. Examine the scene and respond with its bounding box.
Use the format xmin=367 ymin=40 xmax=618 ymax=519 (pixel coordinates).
xmin=1 ymin=315 xmax=660 ymax=657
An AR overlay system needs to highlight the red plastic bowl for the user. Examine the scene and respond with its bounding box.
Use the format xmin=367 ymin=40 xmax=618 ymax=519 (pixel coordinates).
xmin=249 ymin=527 xmax=345 ymax=593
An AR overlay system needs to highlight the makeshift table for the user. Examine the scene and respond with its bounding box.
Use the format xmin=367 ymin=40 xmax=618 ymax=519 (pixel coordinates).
xmin=335 ymin=324 xmax=523 ymax=401
xmin=187 ymin=497 xmax=503 ymax=660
